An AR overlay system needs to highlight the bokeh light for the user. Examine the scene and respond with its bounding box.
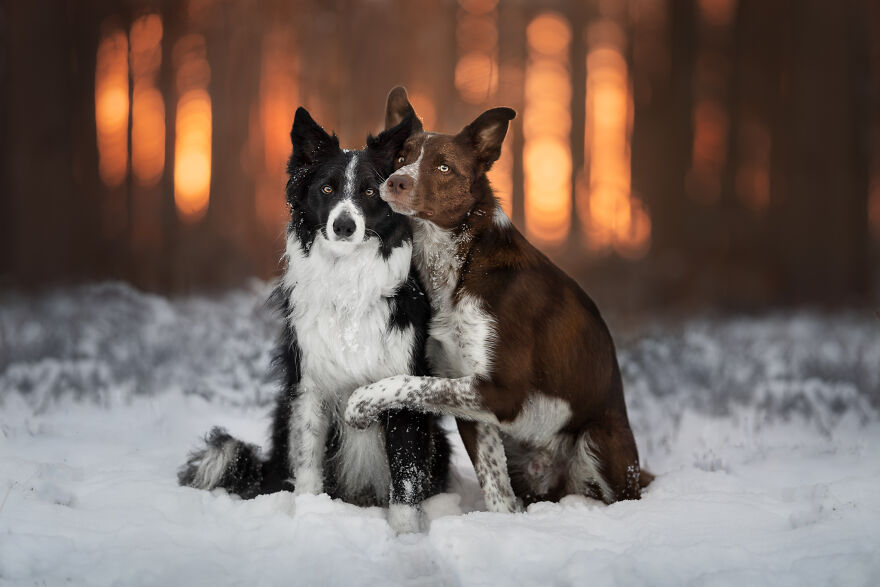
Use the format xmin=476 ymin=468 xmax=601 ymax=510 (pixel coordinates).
xmin=581 ymin=18 xmax=651 ymax=258
xmin=130 ymin=14 xmax=165 ymax=187
xmin=523 ymin=12 xmax=572 ymax=247
xmin=95 ymin=29 xmax=129 ymax=188
xmin=455 ymin=0 xmax=499 ymax=104
xmin=173 ymin=35 xmax=212 ymax=222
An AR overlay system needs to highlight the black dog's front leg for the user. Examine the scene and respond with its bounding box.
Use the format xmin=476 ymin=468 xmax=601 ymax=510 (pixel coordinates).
xmin=384 ymin=409 xmax=438 ymax=533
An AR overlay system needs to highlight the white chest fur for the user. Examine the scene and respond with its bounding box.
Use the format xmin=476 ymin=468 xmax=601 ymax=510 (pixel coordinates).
xmin=283 ymin=233 xmax=414 ymax=399
xmin=412 ymin=219 xmax=496 ymax=379
xmin=283 ymin=233 xmax=416 ymax=502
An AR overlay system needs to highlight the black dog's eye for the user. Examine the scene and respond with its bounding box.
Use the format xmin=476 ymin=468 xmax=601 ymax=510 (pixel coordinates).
xmin=365 ymin=188 xmax=375 ymax=196
xmin=321 ymin=185 xmax=333 ymax=194
xmin=396 ymin=156 xmax=405 ymax=164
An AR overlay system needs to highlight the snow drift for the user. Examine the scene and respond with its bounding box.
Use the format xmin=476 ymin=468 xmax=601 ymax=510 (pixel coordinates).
xmin=1 ymin=283 xmax=878 ymax=586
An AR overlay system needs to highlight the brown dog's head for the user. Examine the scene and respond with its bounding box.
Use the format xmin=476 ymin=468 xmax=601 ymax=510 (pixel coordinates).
xmin=378 ymin=87 xmax=515 ymax=229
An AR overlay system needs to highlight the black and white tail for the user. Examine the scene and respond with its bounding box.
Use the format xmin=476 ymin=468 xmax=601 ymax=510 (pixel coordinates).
xmin=178 ymin=427 xmax=283 ymax=499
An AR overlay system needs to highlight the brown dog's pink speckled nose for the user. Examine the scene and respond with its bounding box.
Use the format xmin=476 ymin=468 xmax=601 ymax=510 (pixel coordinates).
xmin=387 ymin=174 xmax=413 ymax=195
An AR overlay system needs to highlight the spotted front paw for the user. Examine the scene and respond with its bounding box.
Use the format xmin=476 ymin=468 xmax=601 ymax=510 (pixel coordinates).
xmin=344 ymin=376 xmax=409 ymax=429
xmin=344 ymin=384 xmax=388 ymax=429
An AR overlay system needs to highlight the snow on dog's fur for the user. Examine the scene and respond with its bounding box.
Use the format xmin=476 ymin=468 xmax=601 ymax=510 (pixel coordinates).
xmin=345 ymin=88 xmax=650 ymax=512
xmin=179 ymin=107 xmax=449 ymax=533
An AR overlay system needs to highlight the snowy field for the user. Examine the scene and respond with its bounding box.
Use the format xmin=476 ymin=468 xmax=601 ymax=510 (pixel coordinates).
xmin=1 ymin=282 xmax=879 ymax=586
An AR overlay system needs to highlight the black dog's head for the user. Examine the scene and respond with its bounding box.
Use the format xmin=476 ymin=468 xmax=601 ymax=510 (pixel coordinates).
xmin=285 ymin=107 xmax=418 ymax=257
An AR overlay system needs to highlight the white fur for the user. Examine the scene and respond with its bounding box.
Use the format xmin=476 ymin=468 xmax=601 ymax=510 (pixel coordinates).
xmin=502 ymin=395 xmax=572 ymax=447
xmin=493 ymin=204 xmax=512 ymax=228
xmin=343 ymin=152 xmax=359 ymax=197
xmin=290 ymin=383 xmax=330 ymax=495
xmin=189 ymin=439 xmax=237 ymax=490
xmin=568 ymin=433 xmax=613 ymax=503
xmin=333 ymin=426 xmax=390 ymax=504
xmin=387 ymin=503 xmax=423 ymax=534
xmin=391 ymin=145 xmax=424 ymax=183
xmin=502 ymin=397 xmax=574 ymax=499
xmin=283 ymin=230 xmax=413 ymax=502
xmin=411 ymin=219 xmax=496 ymax=380
xmin=473 ymin=423 xmax=518 ymax=513
xmin=326 ymin=153 xmax=366 ymax=247
xmin=381 ymin=145 xmax=425 ymax=217
xmin=326 ymin=199 xmax=366 ymax=246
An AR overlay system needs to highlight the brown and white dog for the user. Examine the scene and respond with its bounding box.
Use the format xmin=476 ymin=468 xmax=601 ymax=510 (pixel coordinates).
xmin=345 ymin=87 xmax=651 ymax=512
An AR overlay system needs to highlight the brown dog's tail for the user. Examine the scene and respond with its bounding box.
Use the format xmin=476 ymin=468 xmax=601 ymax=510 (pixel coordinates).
xmin=639 ymin=469 xmax=655 ymax=489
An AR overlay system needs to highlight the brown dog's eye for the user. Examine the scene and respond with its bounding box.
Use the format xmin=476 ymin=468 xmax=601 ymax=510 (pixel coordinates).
xmin=438 ymin=164 xmax=450 ymax=173
xmin=365 ymin=188 xmax=375 ymax=196
xmin=397 ymin=156 xmax=405 ymax=164
xmin=321 ymin=185 xmax=333 ymax=194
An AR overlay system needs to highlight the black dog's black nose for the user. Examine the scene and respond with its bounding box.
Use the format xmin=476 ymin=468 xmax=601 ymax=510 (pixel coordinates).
xmin=332 ymin=214 xmax=356 ymax=239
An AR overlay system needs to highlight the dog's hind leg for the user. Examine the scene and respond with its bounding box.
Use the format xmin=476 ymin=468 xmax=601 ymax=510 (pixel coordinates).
xmin=568 ymin=414 xmax=643 ymax=502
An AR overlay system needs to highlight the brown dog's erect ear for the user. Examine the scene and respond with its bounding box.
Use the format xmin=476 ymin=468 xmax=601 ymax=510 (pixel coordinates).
xmin=458 ymin=107 xmax=516 ymax=171
xmin=384 ymin=86 xmax=423 ymax=132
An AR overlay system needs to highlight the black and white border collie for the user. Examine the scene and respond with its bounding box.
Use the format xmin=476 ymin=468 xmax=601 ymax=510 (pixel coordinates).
xmin=179 ymin=107 xmax=449 ymax=533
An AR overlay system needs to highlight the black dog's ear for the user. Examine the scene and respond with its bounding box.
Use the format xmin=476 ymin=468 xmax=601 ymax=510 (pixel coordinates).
xmin=384 ymin=86 xmax=423 ymax=132
xmin=367 ymin=111 xmax=419 ymax=169
xmin=457 ymin=107 xmax=516 ymax=172
xmin=289 ymin=107 xmax=339 ymax=169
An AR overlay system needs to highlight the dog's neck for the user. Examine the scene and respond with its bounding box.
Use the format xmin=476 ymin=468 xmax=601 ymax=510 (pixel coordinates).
xmin=410 ymin=178 xmax=507 ymax=308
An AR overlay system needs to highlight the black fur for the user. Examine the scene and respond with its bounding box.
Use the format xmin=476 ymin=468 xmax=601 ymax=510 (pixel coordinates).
xmin=178 ymin=108 xmax=449 ymax=519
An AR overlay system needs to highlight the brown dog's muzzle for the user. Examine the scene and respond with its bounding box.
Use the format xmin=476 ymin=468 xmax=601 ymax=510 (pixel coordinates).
xmin=386 ymin=174 xmax=413 ymax=198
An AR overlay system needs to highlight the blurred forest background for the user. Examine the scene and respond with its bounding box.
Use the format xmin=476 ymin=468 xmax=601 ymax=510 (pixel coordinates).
xmin=1 ymin=0 xmax=878 ymax=312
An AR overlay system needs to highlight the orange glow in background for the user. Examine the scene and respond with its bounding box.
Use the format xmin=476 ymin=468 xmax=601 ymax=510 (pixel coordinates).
xmin=581 ymin=19 xmax=650 ymax=259
xmin=130 ymin=14 xmax=165 ymax=187
xmin=687 ymin=96 xmax=727 ymax=202
xmin=254 ymin=29 xmax=298 ymax=232
xmin=699 ymin=0 xmax=737 ymax=28
xmin=173 ymin=35 xmax=212 ymax=222
xmin=735 ymin=119 xmax=771 ymax=213
xmin=488 ymin=125 xmax=514 ymax=216
xmin=523 ymin=12 xmax=572 ymax=247
xmin=686 ymin=0 xmax=736 ymax=204
xmin=95 ymin=29 xmax=130 ymax=188
xmin=455 ymin=0 xmax=499 ymax=104
xmin=407 ymin=90 xmax=437 ymax=131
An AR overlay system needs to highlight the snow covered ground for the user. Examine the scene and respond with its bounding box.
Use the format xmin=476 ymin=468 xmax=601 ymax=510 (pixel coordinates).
xmin=1 ymin=283 xmax=879 ymax=586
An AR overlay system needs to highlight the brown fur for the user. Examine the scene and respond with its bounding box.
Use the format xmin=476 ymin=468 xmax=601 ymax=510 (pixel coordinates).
xmin=380 ymin=87 xmax=650 ymax=504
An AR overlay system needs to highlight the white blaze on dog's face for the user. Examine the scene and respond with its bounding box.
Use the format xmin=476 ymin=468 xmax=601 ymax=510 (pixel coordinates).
xmin=284 ymin=107 xmax=414 ymax=257
xmin=378 ymin=86 xmax=515 ymax=229
xmin=322 ymin=153 xmax=368 ymax=253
